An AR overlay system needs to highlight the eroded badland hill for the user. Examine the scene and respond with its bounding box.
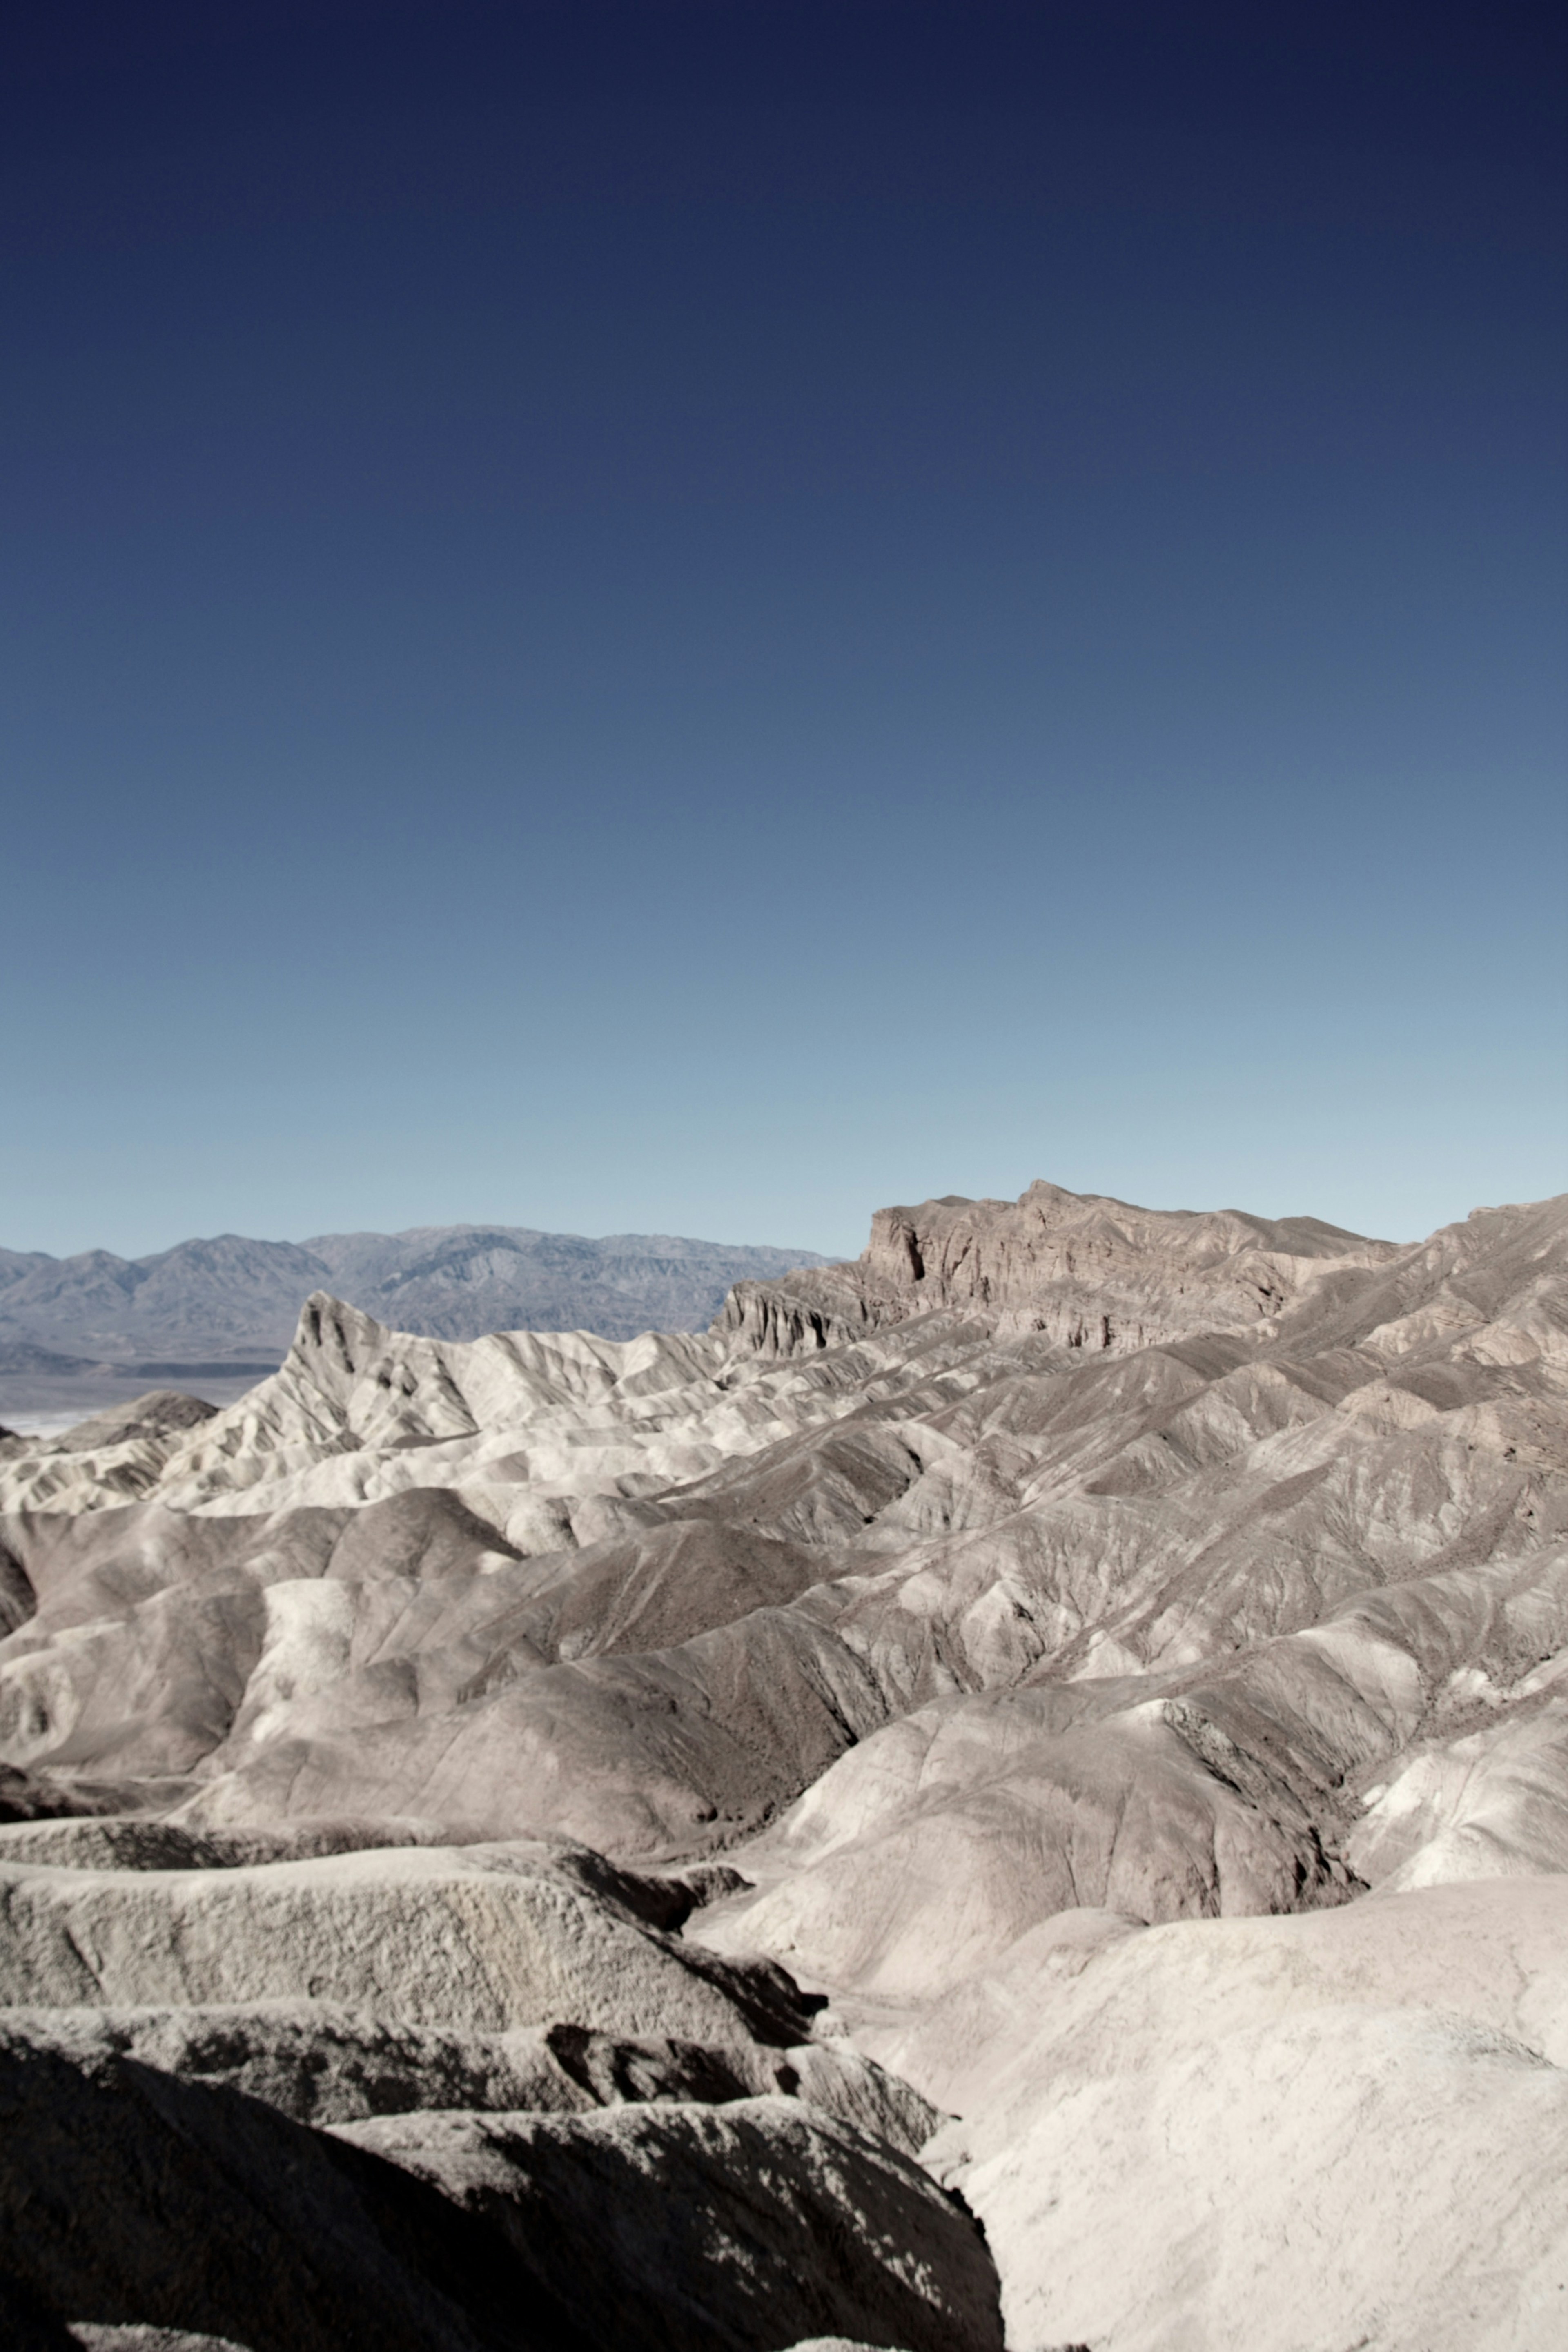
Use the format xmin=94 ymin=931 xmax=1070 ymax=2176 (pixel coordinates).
xmin=1 ymin=1176 xmax=1565 ymax=2349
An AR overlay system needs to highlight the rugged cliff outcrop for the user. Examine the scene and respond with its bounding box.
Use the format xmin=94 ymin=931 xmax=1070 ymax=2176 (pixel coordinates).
xmin=718 ymin=1177 xmax=1396 ymax=1355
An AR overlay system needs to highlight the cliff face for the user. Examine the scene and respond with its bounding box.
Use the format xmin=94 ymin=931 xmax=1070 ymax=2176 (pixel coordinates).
xmin=718 ymin=1178 xmax=1397 ymax=1356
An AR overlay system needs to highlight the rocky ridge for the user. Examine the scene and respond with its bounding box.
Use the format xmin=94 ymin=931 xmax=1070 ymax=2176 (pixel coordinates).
xmin=0 ymin=1225 xmax=829 ymax=1421
xmin=0 ymin=1176 xmax=1564 ymax=2347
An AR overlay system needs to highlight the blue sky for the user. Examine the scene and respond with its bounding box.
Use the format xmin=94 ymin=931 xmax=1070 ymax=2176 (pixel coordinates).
xmin=3 ymin=1 xmax=1564 ymax=1259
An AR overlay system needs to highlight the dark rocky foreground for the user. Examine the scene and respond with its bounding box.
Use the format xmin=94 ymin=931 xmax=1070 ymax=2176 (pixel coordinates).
xmin=0 ymin=1177 xmax=1564 ymax=2348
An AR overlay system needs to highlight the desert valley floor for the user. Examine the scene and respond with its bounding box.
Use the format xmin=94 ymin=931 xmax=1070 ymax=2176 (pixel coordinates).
xmin=0 ymin=1177 xmax=1565 ymax=2350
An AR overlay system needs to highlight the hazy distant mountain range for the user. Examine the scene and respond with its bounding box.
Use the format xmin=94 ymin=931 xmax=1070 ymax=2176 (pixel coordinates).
xmin=0 ymin=1225 xmax=829 ymax=1383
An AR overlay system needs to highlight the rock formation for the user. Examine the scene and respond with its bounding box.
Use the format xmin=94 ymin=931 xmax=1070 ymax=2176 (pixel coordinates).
xmin=0 ymin=1175 xmax=1564 ymax=2346
xmin=0 ymin=1226 xmax=829 ymax=1421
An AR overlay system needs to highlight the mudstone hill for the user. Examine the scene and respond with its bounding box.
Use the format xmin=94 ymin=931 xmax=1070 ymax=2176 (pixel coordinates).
xmin=0 ymin=1176 xmax=1565 ymax=2350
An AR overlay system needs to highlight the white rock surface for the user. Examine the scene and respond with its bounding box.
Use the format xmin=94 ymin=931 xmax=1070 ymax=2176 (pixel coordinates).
xmin=0 ymin=1998 xmax=935 ymax=2146
xmin=71 ymin=2334 xmax=251 ymax=2352
xmin=0 ymin=1840 xmax=808 ymax=2042
xmin=960 ymin=2003 xmax=1568 ymax=2352
xmin=918 ymin=1880 xmax=1568 ymax=2352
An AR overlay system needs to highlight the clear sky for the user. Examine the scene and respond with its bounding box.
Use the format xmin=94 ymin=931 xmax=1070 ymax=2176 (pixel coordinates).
xmin=4 ymin=0 xmax=1564 ymax=1261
